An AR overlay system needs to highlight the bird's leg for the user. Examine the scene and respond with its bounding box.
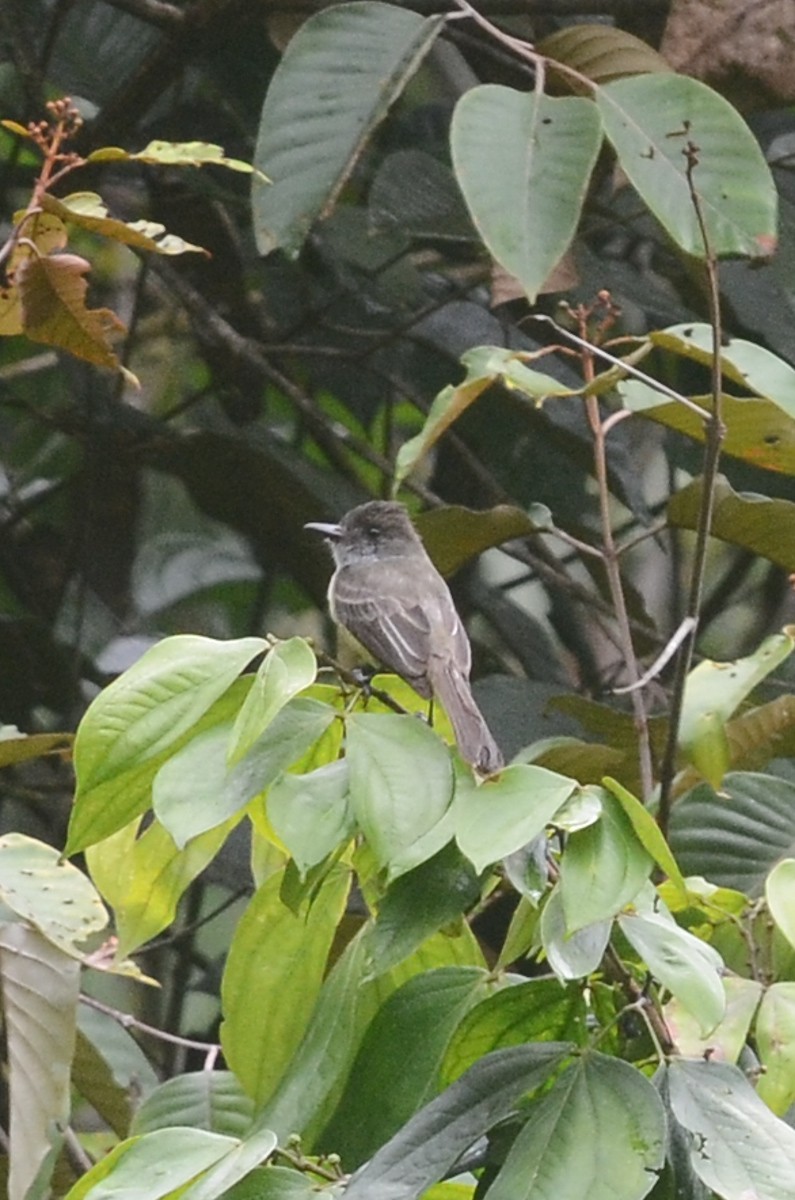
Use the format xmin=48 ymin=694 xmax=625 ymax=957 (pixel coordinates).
xmin=350 ymin=664 xmax=376 ymax=694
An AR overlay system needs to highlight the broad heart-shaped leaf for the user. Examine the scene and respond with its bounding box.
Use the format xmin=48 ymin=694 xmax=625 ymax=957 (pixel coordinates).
xmin=346 ymin=712 xmax=454 ymax=878
xmin=678 ymin=630 xmax=795 ymax=788
xmin=252 ymin=2 xmax=444 ymax=255
xmin=67 ymin=635 xmax=265 ymax=855
xmin=0 ymin=832 xmax=108 ymax=957
xmin=0 ymin=923 xmax=79 ymax=1200
xmin=228 ymin=637 xmax=317 ymax=765
xmin=321 ymin=966 xmax=489 ymax=1169
xmin=40 ymin=192 xmax=207 ymax=255
xmin=220 ymin=864 xmax=351 ymax=1106
xmin=668 ymin=476 xmax=795 ymax=570
xmin=488 ymin=1054 xmax=666 ymax=1200
xmin=665 ymin=1057 xmax=795 ymax=1200
xmin=559 ymin=788 xmax=653 ymax=932
xmin=455 ymin=763 xmax=576 ymax=874
xmin=540 ymin=884 xmax=612 ymax=982
xmin=597 ymin=75 xmax=777 ymax=259
xmin=17 ymin=251 xmax=127 ymax=371
xmin=267 ymin=759 xmax=354 ymax=877
xmin=668 ymin=772 xmax=795 ymax=897
xmin=450 ymin=87 xmax=602 ymax=301
xmin=61 ymin=1126 xmax=265 ymax=1200
xmin=766 ymin=858 xmax=795 ymax=952
xmin=755 ymin=982 xmax=795 ymax=1116
xmin=344 ymin=1042 xmax=573 ymax=1200
xmin=395 ymin=346 xmax=577 ymax=488
xmin=86 ymin=816 xmax=233 ymax=958
xmin=441 ymin=978 xmax=588 ymax=1086
xmin=618 ymin=907 xmax=725 ymax=1035
xmin=132 ymin=1071 xmax=255 ymax=1136
xmin=154 ymin=698 xmax=335 ymax=848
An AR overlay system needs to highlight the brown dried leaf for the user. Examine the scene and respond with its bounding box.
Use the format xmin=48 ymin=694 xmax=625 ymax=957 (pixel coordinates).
xmin=17 ymin=252 xmax=125 ymax=371
xmin=0 ymin=212 xmax=68 ymax=336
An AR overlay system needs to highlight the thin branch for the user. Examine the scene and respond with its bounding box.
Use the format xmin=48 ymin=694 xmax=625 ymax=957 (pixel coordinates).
xmin=80 ymin=994 xmax=222 ymax=1067
xmin=657 ymin=143 xmax=726 ymax=834
xmin=101 ymin=0 xmax=185 ymax=27
xmin=612 ymin=617 xmax=697 ymax=696
xmin=314 ymin=649 xmax=411 ymax=716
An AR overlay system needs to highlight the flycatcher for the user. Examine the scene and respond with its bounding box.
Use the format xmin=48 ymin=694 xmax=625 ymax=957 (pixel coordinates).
xmin=305 ymin=500 xmax=503 ymax=774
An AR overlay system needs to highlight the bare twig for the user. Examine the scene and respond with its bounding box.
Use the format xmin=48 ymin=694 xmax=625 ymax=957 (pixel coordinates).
xmin=612 ymin=617 xmax=697 ymax=696
xmin=657 ymin=143 xmax=726 ymax=835
xmin=101 ymin=0 xmax=185 ymax=27
xmin=80 ymin=994 xmax=222 ymax=1068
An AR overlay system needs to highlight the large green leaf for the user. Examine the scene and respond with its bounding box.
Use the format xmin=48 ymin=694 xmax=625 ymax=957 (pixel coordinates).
xmin=455 ymin=763 xmax=576 ymax=874
xmin=559 ymin=790 xmax=653 ymax=931
xmin=766 ymin=858 xmax=795 ymax=952
xmin=346 ymin=712 xmax=454 ymax=878
xmin=267 ymin=759 xmax=354 ymax=878
xmin=228 ymin=637 xmax=317 ymax=766
xmin=0 ymin=923 xmax=79 ymax=1200
xmin=252 ymin=2 xmax=444 ymax=255
xmin=597 ymin=75 xmax=777 ymax=258
xmin=669 ymin=772 xmax=795 ymax=896
xmin=669 ymin=476 xmax=795 ymax=571
xmin=441 ymin=978 xmax=588 ymax=1085
xmin=131 ymin=1072 xmax=255 ymax=1136
xmin=450 ymin=88 xmax=602 ymax=301
xmin=618 ymin=905 xmax=725 ymax=1035
xmin=321 ymin=966 xmax=489 ymax=1169
xmin=67 ymin=640 xmax=263 ymax=854
xmin=663 ymin=976 xmax=762 ymax=1065
xmin=666 ymin=1058 xmax=795 ymax=1200
xmin=538 ymin=23 xmax=670 ymax=83
xmin=488 ymin=1054 xmax=666 ymax=1200
xmin=540 ymin=885 xmax=611 ymax=982
xmin=344 ymin=1043 xmax=573 ymax=1200
xmin=153 ymin=698 xmax=335 ymax=848
xmin=220 ymin=864 xmax=351 ymax=1106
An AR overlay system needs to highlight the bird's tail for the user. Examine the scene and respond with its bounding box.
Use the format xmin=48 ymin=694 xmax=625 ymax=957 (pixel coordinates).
xmin=431 ymin=664 xmax=503 ymax=774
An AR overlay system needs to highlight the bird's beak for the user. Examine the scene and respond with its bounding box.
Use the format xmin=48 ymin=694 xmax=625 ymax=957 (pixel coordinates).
xmin=304 ymin=520 xmax=342 ymax=539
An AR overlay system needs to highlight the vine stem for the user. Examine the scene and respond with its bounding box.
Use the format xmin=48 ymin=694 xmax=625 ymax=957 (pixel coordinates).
xmin=657 ymin=142 xmax=726 ymax=836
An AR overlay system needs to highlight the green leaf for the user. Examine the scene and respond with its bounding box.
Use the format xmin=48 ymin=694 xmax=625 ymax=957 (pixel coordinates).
xmin=602 ymin=778 xmax=687 ymax=896
xmin=131 ymin=1071 xmax=255 ymax=1136
xmin=220 ymin=864 xmax=350 ymax=1106
xmin=0 ymin=728 xmax=72 ymax=767
xmin=666 ymin=1058 xmax=795 ymax=1200
xmin=347 ymin=712 xmax=454 ymax=878
xmin=229 ymin=637 xmax=317 ymax=765
xmin=62 ymin=1128 xmax=241 ymax=1200
xmin=395 ymin=347 xmax=577 ymax=488
xmin=321 ymin=966 xmax=489 ymax=1169
xmin=0 ymin=923 xmax=79 ymax=1200
xmin=669 ymin=476 xmax=795 ymax=570
xmin=154 ymin=698 xmax=335 ymax=848
xmin=86 ymin=817 xmax=233 ymax=958
xmin=267 ymin=759 xmax=354 ymax=877
xmin=441 ymin=978 xmax=588 ymax=1085
xmin=215 ymin=1166 xmax=322 ymax=1200
xmin=175 ymin=1121 xmax=278 ymax=1200
xmin=766 ymin=858 xmax=795 ymax=951
xmin=451 ymin=88 xmax=603 ymax=300
xmin=538 ymin=23 xmax=671 ymax=83
xmin=597 ymin=75 xmax=777 ymax=258
xmin=363 ymin=842 xmax=481 ymax=978
xmin=618 ymin=906 xmax=725 ymax=1035
xmin=0 ymin=832 xmax=108 ymax=957
xmin=455 ymin=763 xmax=576 ymax=874
xmin=540 ymin=884 xmax=612 ymax=982
xmin=652 ymin=323 xmax=795 ymax=414
xmin=664 ymin=975 xmax=762 ymax=1065
xmin=488 ymin=1054 xmax=666 ymax=1200
xmin=40 ymin=192 xmax=207 ymax=255
xmin=72 ymin=1025 xmax=135 ymax=1138
xmin=678 ymin=630 xmax=795 ymax=787
xmin=252 ymin=2 xmax=444 ymax=255
xmin=415 ymin=502 xmax=551 ymax=579
xmin=89 ymin=139 xmax=261 ymax=176
xmin=68 ymin=636 xmax=265 ymax=854
xmin=755 ymin=982 xmax=795 ymax=1116
xmin=669 ymin=772 xmax=795 ymax=897
xmin=559 ymin=789 xmax=653 ymax=932
xmin=344 ymin=1043 xmax=573 ymax=1200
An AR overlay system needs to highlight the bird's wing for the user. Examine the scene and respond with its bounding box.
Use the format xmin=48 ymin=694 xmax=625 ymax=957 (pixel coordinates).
xmin=331 ymin=560 xmax=438 ymax=692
